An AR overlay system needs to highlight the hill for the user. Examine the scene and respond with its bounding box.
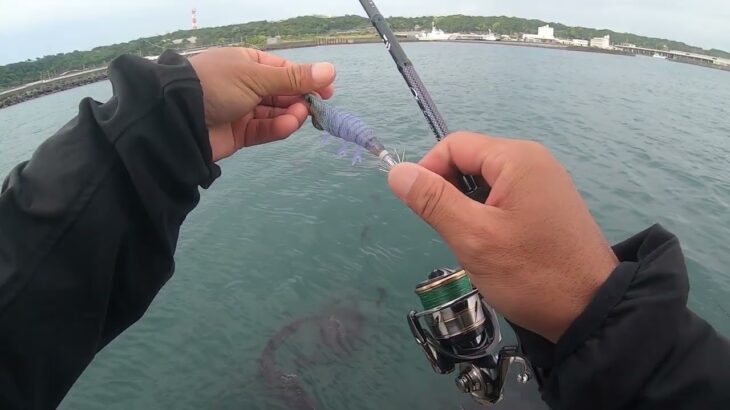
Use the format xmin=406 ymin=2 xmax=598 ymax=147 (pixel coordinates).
xmin=2 ymin=14 xmax=728 ymax=90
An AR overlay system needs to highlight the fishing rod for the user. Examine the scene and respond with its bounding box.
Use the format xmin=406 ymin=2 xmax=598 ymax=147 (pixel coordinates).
xmin=358 ymin=2 xmax=533 ymax=407
xmin=358 ymin=0 xmax=490 ymax=203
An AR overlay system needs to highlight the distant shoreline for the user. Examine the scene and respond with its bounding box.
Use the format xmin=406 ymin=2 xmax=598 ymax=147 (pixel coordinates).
xmin=1 ymin=38 xmax=726 ymax=110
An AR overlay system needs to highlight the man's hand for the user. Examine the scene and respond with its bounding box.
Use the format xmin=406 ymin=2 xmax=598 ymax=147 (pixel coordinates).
xmin=189 ymin=47 xmax=336 ymax=162
xmin=388 ymin=132 xmax=619 ymax=342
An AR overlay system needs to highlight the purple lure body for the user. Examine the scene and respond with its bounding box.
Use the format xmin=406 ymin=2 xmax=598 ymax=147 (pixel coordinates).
xmin=305 ymin=94 xmax=387 ymax=165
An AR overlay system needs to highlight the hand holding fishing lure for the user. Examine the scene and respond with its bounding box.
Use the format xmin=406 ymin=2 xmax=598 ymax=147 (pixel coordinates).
xmin=188 ymin=47 xmax=336 ymax=161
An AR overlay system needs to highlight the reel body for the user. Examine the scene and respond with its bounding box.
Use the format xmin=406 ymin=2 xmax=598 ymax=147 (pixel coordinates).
xmin=408 ymin=268 xmax=533 ymax=407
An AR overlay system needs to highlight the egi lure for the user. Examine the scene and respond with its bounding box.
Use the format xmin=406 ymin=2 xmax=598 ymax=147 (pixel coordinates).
xmin=305 ymin=93 xmax=399 ymax=171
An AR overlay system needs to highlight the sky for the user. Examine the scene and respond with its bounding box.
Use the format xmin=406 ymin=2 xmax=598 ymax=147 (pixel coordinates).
xmin=1 ymin=0 xmax=729 ymax=65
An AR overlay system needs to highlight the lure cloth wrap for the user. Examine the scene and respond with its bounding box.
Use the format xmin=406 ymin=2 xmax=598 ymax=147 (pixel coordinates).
xmin=305 ymin=94 xmax=387 ymax=163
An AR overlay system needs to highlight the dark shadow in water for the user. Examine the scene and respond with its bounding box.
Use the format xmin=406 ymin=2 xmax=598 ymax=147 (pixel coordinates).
xmin=369 ymin=192 xmax=382 ymax=205
xmin=360 ymin=225 xmax=370 ymax=246
xmin=258 ymin=297 xmax=378 ymax=409
xmin=257 ymin=318 xmax=318 ymax=410
xmin=257 ymin=290 xmax=547 ymax=410
xmin=375 ymin=287 xmax=387 ymax=308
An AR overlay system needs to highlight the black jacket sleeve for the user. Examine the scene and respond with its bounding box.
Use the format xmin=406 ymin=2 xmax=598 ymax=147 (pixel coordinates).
xmin=512 ymin=224 xmax=730 ymax=409
xmin=0 ymin=51 xmax=220 ymax=409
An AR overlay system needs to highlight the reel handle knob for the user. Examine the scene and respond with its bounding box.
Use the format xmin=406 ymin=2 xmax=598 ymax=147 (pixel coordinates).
xmin=455 ymin=346 xmax=533 ymax=406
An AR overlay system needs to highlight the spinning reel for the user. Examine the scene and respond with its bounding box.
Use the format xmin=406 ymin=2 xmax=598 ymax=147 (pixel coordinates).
xmin=407 ymin=268 xmax=533 ymax=407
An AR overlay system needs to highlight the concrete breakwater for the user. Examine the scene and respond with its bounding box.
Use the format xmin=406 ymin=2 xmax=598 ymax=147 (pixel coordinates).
xmin=0 ymin=70 xmax=109 ymax=109
xmin=0 ymin=38 xmax=393 ymax=109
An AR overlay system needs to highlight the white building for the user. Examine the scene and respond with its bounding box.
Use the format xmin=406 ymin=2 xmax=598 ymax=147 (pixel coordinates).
xmin=523 ymin=25 xmax=556 ymax=42
xmin=590 ymin=35 xmax=611 ymax=49
xmin=571 ymin=39 xmax=589 ymax=47
xmin=538 ymin=25 xmax=555 ymax=40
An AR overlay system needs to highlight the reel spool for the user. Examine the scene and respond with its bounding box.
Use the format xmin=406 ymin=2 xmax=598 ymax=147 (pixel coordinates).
xmin=408 ymin=268 xmax=533 ymax=407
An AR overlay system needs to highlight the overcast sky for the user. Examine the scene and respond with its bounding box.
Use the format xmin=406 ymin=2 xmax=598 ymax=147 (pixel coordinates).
xmin=1 ymin=0 xmax=729 ymax=65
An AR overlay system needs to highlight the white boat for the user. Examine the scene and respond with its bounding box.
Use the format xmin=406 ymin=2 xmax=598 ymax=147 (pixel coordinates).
xmin=455 ymin=32 xmax=500 ymax=41
xmin=653 ymin=53 xmax=668 ymax=59
xmin=416 ymin=21 xmax=457 ymax=41
xmin=483 ymin=30 xmax=499 ymax=41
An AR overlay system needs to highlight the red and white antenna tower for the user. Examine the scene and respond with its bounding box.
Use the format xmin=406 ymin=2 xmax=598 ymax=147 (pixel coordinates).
xmin=191 ymin=8 xmax=198 ymax=30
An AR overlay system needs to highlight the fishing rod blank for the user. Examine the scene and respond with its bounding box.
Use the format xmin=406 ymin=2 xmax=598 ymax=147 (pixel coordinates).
xmin=358 ymin=0 xmax=490 ymax=202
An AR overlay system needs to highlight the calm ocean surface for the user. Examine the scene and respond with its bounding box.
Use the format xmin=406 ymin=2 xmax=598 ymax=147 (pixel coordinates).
xmin=1 ymin=42 xmax=729 ymax=409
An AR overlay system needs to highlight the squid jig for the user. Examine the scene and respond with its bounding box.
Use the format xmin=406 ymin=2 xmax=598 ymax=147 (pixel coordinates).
xmin=305 ymin=93 xmax=401 ymax=172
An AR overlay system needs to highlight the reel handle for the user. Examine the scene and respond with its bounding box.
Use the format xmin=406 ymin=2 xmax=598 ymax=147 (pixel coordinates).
xmin=456 ymin=347 xmax=533 ymax=406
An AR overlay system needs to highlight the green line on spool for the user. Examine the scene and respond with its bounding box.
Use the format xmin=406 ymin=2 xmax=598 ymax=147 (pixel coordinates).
xmin=416 ymin=271 xmax=473 ymax=310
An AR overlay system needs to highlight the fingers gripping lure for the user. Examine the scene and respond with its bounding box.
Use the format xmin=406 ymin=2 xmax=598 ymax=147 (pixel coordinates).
xmin=305 ymin=93 xmax=400 ymax=171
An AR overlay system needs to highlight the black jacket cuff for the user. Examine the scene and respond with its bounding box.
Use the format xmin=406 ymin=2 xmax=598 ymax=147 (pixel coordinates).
xmin=154 ymin=49 xmax=221 ymax=188
xmin=510 ymin=224 xmax=689 ymax=408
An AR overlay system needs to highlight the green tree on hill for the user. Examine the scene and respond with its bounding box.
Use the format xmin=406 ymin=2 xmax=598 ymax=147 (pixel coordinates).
xmin=2 ymin=15 xmax=728 ymax=90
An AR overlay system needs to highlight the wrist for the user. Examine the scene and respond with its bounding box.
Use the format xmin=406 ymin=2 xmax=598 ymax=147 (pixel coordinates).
xmin=545 ymin=248 xmax=619 ymax=342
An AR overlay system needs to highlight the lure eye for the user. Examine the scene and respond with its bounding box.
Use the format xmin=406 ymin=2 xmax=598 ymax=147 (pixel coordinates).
xmin=304 ymin=94 xmax=325 ymax=131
